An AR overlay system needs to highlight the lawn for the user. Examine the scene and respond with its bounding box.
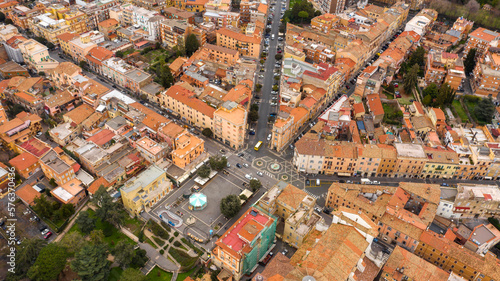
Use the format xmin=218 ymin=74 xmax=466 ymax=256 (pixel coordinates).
xmin=177 ymin=267 xmax=196 ymax=281
xmin=382 ymin=103 xmax=402 ymax=125
xmin=144 ymin=49 xmax=169 ymax=67
xmin=168 ymin=247 xmax=198 ymax=270
xmin=69 ymin=209 xmax=135 ymax=248
xmin=146 ymin=266 xmax=173 ymax=281
xmin=145 ymin=237 xmax=158 ymax=249
xmin=108 ymin=267 xmax=123 ymax=281
xmin=122 ymin=213 xmax=145 ymax=237
xmin=122 ymin=48 xmax=138 ymax=57
xmin=452 ymin=100 xmax=469 ymax=123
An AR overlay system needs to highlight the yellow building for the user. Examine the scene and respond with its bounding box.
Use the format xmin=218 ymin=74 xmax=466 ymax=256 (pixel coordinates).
xmin=18 ymin=39 xmax=59 ymax=72
xmin=213 ymin=101 xmax=247 ymax=149
xmin=271 ymin=107 xmax=309 ymax=152
xmin=56 ymin=32 xmax=79 ymax=56
xmin=171 ymin=132 xmax=205 ymax=168
xmin=421 ymin=147 xmax=459 ymax=179
xmin=47 ymin=5 xmax=88 ymax=34
xmin=121 ymin=164 xmax=173 ymax=215
xmin=29 ymin=13 xmax=72 ymax=44
xmin=282 ymin=198 xmax=320 ymax=248
xmin=174 ymin=0 xmax=208 ymax=12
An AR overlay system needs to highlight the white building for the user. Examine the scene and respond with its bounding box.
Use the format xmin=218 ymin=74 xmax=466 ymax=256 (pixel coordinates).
xmin=437 ymin=188 xmax=461 ymax=220
xmin=404 ymin=15 xmax=431 ymax=36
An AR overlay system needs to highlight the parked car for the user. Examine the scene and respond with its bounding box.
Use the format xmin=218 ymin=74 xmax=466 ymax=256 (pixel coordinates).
xmin=36 ymin=131 xmax=42 ymax=137
xmin=243 ymin=163 xmax=249 ymax=168
xmin=41 ymin=229 xmax=49 ymax=235
xmin=245 ymin=174 xmax=252 ymax=180
xmin=238 ymin=153 xmax=245 ymax=157
xmin=44 ymin=232 xmax=52 ymax=239
xmin=257 ymin=171 xmax=263 ymax=176
xmin=236 ymin=163 xmax=242 ymax=168
xmin=267 ymin=134 xmax=272 ymax=141
xmin=249 ymin=130 xmax=256 ymax=135
xmin=441 ymin=183 xmax=449 ymax=187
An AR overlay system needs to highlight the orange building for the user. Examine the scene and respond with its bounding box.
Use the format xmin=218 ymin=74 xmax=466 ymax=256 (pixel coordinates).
xmin=310 ymin=13 xmax=339 ymax=33
xmin=171 ymin=132 xmax=205 ymax=168
xmin=271 ymin=106 xmax=309 ymax=152
xmin=464 ymin=27 xmax=500 ymax=56
xmin=216 ymin=27 xmax=261 ymax=58
xmin=213 ymin=101 xmax=247 ymax=149
xmin=51 ymin=178 xmax=87 ymax=206
xmin=9 ymin=152 xmax=40 ymax=178
xmin=472 ymin=48 xmax=500 ymax=97
xmin=39 ymin=149 xmax=77 ymax=185
xmin=425 ymin=51 xmax=465 ymax=90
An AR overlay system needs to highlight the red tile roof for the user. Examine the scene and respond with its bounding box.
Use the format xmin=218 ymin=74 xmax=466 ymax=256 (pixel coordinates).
xmin=15 ymin=184 xmax=40 ymax=206
xmin=87 ymin=129 xmax=115 ymax=147
xmin=164 ymin=85 xmax=215 ymax=118
xmin=9 ymin=152 xmax=38 ymax=171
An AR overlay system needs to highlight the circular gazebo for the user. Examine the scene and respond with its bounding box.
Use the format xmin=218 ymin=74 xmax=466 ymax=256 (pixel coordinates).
xmin=189 ymin=193 xmax=207 ymax=210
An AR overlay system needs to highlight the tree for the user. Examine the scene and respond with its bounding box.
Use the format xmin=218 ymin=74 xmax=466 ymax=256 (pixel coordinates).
xmin=6 ymin=239 xmax=47 ymax=281
xmin=59 ymin=231 xmax=87 ymax=253
xmin=275 ymin=54 xmax=283 ymax=60
xmin=32 ymin=194 xmax=54 ymax=219
xmin=265 ymin=28 xmax=271 ymax=34
xmin=198 ymin=164 xmax=211 ymax=178
xmin=79 ymin=61 xmax=88 ymax=70
xmin=231 ymin=0 xmax=240 ymax=9
xmin=57 ymin=203 xmax=75 ymax=219
xmin=403 ymin=64 xmax=419 ymax=96
xmin=202 ymin=128 xmax=213 ymax=138
xmin=89 ymin=229 xmax=105 ymax=245
xmin=386 ymin=84 xmax=395 ymax=93
xmin=220 ymin=194 xmax=241 ymax=218
xmin=130 ymin=249 xmax=148 ymax=268
xmin=120 ymin=268 xmax=146 ymax=281
xmin=113 ymin=240 xmax=135 ymax=269
xmin=92 ymin=186 xmax=125 ymax=227
xmin=49 ymin=178 xmax=57 ymax=187
xmin=27 ymin=244 xmax=68 ymax=281
xmin=249 ymin=179 xmax=262 ymax=192
xmin=185 ymin=34 xmax=200 ymax=56
xmin=422 ymin=94 xmax=433 ymax=106
xmin=116 ymin=51 xmax=124 ymax=58
xmin=423 ymin=83 xmax=439 ymax=99
xmin=209 ymin=155 xmax=228 ymax=171
xmin=474 ymin=98 xmax=495 ymax=123
xmin=249 ymin=110 xmax=259 ymax=122
xmin=256 ymin=84 xmax=262 ymax=92
xmin=71 ymin=244 xmax=110 ymax=281
xmin=0 ymin=12 xmax=5 ymax=22
xmin=76 ymin=211 xmax=96 ymax=234
xmin=436 ymin=83 xmax=456 ymax=106
xmin=464 ymin=48 xmax=477 ymax=74
xmin=298 ymin=11 xmax=309 ymax=23
xmin=465 ymin=0 xmax=480 ymax=13
xmin=273 ymin=85 xmax=279 ymax=91
xmin=408 ymin=46 xmax=426 ymax=69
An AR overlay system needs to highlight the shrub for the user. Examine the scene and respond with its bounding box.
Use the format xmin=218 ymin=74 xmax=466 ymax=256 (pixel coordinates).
xmin=174 ymin=232 xmax=179 ymax=237
xmin=153 ymin=236 xmax=165 ymax=247
xmin=174 ymin=241 xmax=181 ymax=247
xmin=168 ymin=247 xmax=198 ymax=270
xmin=160 ymin=221 xmax=172 ymax=232
xmin=102 ymin=221 xmax=114 ymax=237
xmin=181 ymin=238 xmax=203 ymax=255
xmin=169 ymin=237 xmax=174 ymax=243
xmin=148 ymin=220 xmax=169 ymax=240
xmin=160 ymin=249 xmax=164 ymax=255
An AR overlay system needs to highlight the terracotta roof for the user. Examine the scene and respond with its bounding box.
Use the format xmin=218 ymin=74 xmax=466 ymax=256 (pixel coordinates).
xmin=98 ymin=18 xmax=119 ymax=28
xmin=88 ymin=177 xmax=110 ymax=195
xmin=216 ymin=27 xmax=261 ymax=44
xmin=163 ymin=84 xmax=215 ymax=118
xmin=64 ymin=104 xmax=94 ymax=125
xmin=45 ymin=90 xmax=74 ymax=108
xmin=53 ymin=62 xmax=81 ymax=77
xmin=383 ymin=246 xmax=449 ymax=281
xmin=469 ymin=27 xmax=499 ymax=42
xmin=15 ymin=184 xmax=40 ymax=206
xmin=290 ymin=107 xmax=309 ymax=125
xmin=277 ymin=184 xmax=308 ymax=211
xmin=353 ymin=102 xmax=365 ymax=115
xmin=366 ymin=94 xmax=384 ymax=116
xmin=257 ymin=3 xmax=267 ymax=14
xmin=259 ymin=252 xmax=293 ymax=280
xmin=289 ymin=224 xmax=368 ymax=281
xmin=169 ymin=56 xmax=188 ymax=73
xmin=9 ymin=152 xmax=38 ymax=171
xmin=431 ymin=108 xmax=445 ymax=120
xmin=56 ymin=32 xmax=79 ymax=43
xmin=87 ymin=129 xmax=115 ymax=147
xmin=86 ymin=46 xmax=114 ymax=64
xmin=204 ymin=43 xmax=238 ymax=56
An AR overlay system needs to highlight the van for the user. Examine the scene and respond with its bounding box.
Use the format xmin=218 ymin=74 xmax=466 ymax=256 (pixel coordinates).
xmin=271 ymin=34 xmax=275 ymax=40
xmin=361 ymin=178 xmax=371 ymax=184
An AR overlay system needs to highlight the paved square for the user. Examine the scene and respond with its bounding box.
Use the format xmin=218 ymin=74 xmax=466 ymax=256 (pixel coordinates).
xmin=180 ymin=174 xmax=245 ymax=231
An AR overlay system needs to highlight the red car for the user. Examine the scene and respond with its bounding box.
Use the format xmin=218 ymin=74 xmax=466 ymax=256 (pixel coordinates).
xmin=44 ymin=232 xmax=52 ymax=239
xmin=394 ymin=83 xmax=399 ymax=88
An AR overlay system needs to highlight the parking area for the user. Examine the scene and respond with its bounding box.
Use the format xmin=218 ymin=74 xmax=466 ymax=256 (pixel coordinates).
xmin=0 ymin=196 xmax=56 ymax=244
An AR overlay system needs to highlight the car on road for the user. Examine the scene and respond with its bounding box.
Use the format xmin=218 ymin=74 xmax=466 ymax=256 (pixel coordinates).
xmin=346 ymin=180 xmax=353 ymax=184
xmin=282 ymin=249 xmax=288 ymax=255
xmin=220 ymin=149 xmax=226 ymax=154
xmin=267 ymin=134 xmax=272 ymax=141
xmin=249 ymin=130 xmax=255 ymax=135
xmin=271 ymin=102 xmax=277 ymax=106
xmin=257 ymin=171 xmax=263 ymax=176
xmin=394 ymin=82 xmax=398 ymax=88
xmin=236 ymin=163 xmax=242 ymax=168
xmin=243 ymin=163 xmax=249 ymax=168
xmin=238 ymin=153 xmax=245 ymax=157
xmin=44 ymin=232 xmax=52 ymax=239
xmin=441 ymin=183 xmax=449 ymax=187
xmin=259 ymin=252 xmax=274 ymax=266
xmin=314 ymin=207 xmax=322 ymax=213
xmin=395 ymin=91 xmax=401 ymax=98
xmin=36 ymin=131 xmax=42 ymax=137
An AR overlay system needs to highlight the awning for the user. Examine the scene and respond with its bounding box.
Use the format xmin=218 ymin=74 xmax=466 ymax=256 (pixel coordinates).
xmin=337 ymin=172 xmax=351 ymax=177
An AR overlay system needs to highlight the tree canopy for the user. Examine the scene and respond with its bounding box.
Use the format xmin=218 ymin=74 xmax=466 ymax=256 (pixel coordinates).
xmin=27 ymin=244 xmax=68 ymax=281
xmin=6 ymin=239 xmax=47 ymax=281
xmin=464 ymin=48 xmax=477 ymax=74
xmin=197 ymin=164 xmax=211 ymax=178
xmin=112 ymin=240 xmax=136 ymax=269
xmin=71 ymin=244 xmax=110 ymax=281
xmin=209 ymin=155 xmax=228 ymax=171
xmin=249 ymin=179 xmax=262 ymax=192
xmin=284 ymin=0 xmax=320 ymax=24
xmin=59 ymin=231 xmax=87 ymax=253
xmin=403 ymin=64 xmax=419 ymax=96
xmin=202 ymin=128 xmax=213 ymax=138
xmin=220 ymin=194 xmax=241 ymax=218
xmin=92 ymin=186 xmax=125 ymax=227
xmin=76 ymin=211 xmax=96 ymax=234
xmin=474 ymin=97 xmax=495 ymax=124
xmin=185 ymin=34 xmax=200 ymax=56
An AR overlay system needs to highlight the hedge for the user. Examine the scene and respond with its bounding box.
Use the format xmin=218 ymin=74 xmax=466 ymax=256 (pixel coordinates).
xmin=147 ymin=219 xmax=169 ymax=240
xmin=153 ymin=236 xmax=165 ymax=247
xmin=181 ymin=238 xmax=203 ymax=255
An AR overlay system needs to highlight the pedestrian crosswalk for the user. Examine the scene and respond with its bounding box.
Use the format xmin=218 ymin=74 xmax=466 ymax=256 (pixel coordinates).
xmin=304 ymin=189 xmax=319 ymax=200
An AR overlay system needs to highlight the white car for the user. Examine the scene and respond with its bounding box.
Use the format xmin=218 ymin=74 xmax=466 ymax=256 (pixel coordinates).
xmin=36 ymin=131 xmax=42 ymax=137
xmin=271 ymin=102 xmax=278 ymax=106
xmin=257 ymin=171 xmax=263 ymax=176
xmin=245 ymin=174 xmax=252 ymax=180
xmin=267 ymin=134 xmax=272 ymax=141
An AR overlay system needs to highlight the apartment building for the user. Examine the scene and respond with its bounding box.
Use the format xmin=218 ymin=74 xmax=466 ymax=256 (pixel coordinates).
xmin=68 ymin=31 xmax=105 ymax=63
xmin=271 ymin=107 xmax=309 ymax=152
xmin=28 ymin=13 xmax=71 ymax=44
xmin=39 ymin=149 xmax=77 ymax=185
xmin=450 ymin=17 xmax=474 ymax=40
xmin=171 ymin=132 xmax=205 ymax=168
xmin=135 ymin=136 xmax=168 ymax=164
xmin=85 ymin=46 xmax=115 ymax=75
xmin=425 ymin=51 xmax=465 ymax=90
xmin=56 ymin=32 xmax=79 ymax=57
xmin=18 ymin=39 xmax=59 ymax=71
xmin=203 ymin=10 xmax=240 ymax=28
xmin=97 ymin=18 xmax=120 ymax=40
xmin=160 ymin=84 xmax=215 ymax=130
xmin=216 ymin=27 xmax=261 ymax=58
xmin=173 ymin=0 xmax=208 ymax=12
xmin=464 ymin=27 xmax=500 ymax=56
xmin=416 ymin=230 xmax=500 ymax=281
xmin=51 ymin=178 xmax=87 ymax=206
xmin=394 ymin=143 xmax=427 ymax=178
xmin=0 ymin=111 xmax=42 ymax=151
xmin=159 ymin=19 xmax=192 ymax=48
xmin=422 ymin=147 xmax=460 ymax=179
xmin=102 ymin=58 xmax=152 ymax=92
xmin=212 ymin=206 xmax=277 ymax=280
xmin=471 ymin=47 xmax=500 ymax=97
xmin=50 ymin=62 xmax=83 ymax=88
xmin=163 ymin=7 xmax=195 ymax=24
xmin=9 ymin=152 xmax=40 ymax=179
xmin=203 ymin=43 xmax=240 ymax=66
xmin=213 ymin=101 xmax=247 ymax=149
xmin=381 ymin=246 xmax=450 ymax=281
xmin=454 ymin=184 xmax=500 ymax=218
xmin=8 ymin=5 xmax=45 ymax=30
xmin=80 ymin=0 xmax=119 ymax=30
xmin=121 ymin=164 xmax=173 ymax=215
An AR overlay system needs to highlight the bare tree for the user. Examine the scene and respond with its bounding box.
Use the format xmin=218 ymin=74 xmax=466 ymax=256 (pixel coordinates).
xmin=465 ymin=0 xmax=480 ymax=14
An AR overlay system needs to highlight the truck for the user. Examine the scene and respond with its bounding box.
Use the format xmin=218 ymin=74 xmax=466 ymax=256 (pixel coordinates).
xmin=361 ymin=178 xmax=372 ymax=185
